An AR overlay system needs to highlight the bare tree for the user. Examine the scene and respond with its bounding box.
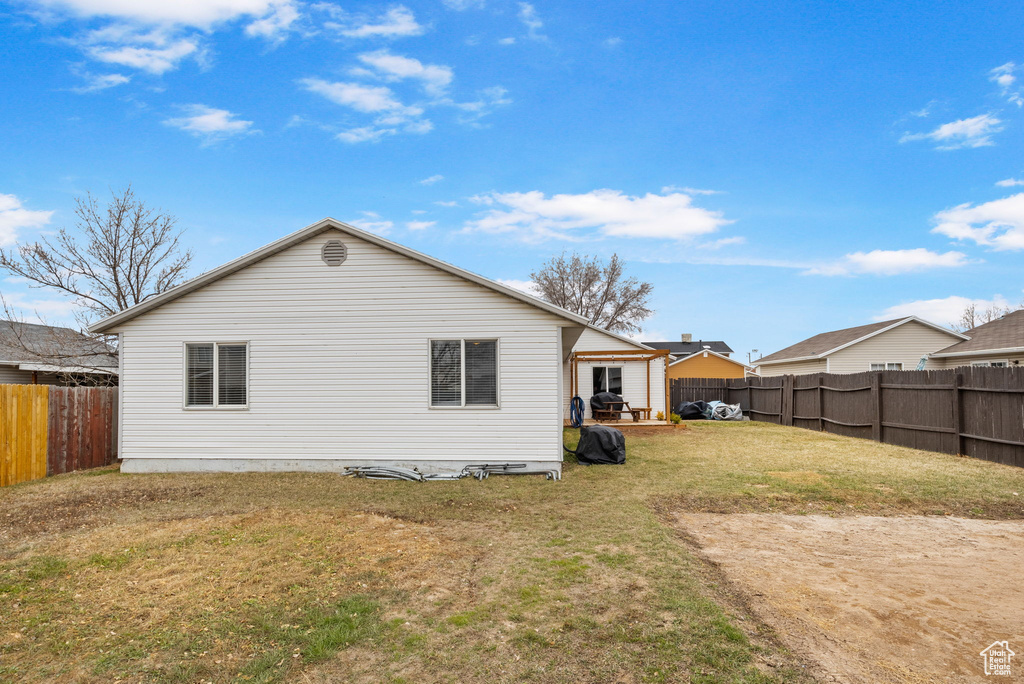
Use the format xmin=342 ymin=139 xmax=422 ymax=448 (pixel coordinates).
xmin=531 ymin=252 xmax=654 ymax=334
xmin=955 ymin=300 xmax=1021 ymax=332
xmin=0 ymin=186 xmax=192 ymax=380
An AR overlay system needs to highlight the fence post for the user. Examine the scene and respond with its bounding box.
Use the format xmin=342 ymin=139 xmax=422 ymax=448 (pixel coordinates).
xmin=871 ymin=373 xmax=882 ymax=442
xmin=783 ymin=375 xmax=794 ymax=426
xmin=816 ymin=375 xmax=824 ymax=432
xmin=952 ymin=372 xmax=964 ymax=456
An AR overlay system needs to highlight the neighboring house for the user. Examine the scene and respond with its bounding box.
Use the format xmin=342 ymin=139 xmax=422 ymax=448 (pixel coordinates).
xmin=642 ymin=334 xmax=734 ymax=358
xmin=0 ymin=321 xmax=117 ymax=385
xmin=89 ymin=218 xmax=593 ymax=476
xmin=666 ymin=348 xmax=752 ymax=380
xmin=754 ymin=317 xmax=966 ymax=376
xmin=927 ymin=310 xmax=1024 ymax=368
xmin=565 ymin=326 xmax=668 ymax=420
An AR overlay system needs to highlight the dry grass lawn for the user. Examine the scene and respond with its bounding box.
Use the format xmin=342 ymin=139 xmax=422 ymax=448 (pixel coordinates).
xmin=2 ymin=421 xmax=1023 ymax=683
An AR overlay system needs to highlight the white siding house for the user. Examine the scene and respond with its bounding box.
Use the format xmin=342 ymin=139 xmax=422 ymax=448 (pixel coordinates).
xmin=563 ymin=326 xmax=667 ymax=421
xmin=755 ymin=318 xmax=966 ymax=376
xmin=90 ymin=219 xmax=589 ymax=476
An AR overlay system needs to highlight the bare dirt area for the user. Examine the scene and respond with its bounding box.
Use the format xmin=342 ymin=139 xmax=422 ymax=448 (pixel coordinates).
xmin=673 ymin=512 xmax=1024 ymax=683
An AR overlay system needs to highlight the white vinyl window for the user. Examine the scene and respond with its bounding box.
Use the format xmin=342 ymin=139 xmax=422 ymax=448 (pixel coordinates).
xmin=185 ymin=342 xmax=248 ymax=408
xmin=870 ymin=362 xmax=903 ymax=371
xmin=429 ymin=339 xmax=498 ymax=407
xmin=971 ymin=360 xmax=1009 ymax=367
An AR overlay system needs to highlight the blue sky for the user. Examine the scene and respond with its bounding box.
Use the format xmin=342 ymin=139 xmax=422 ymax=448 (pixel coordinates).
xmin=1 ymin=0 xmax=1023 ymax=359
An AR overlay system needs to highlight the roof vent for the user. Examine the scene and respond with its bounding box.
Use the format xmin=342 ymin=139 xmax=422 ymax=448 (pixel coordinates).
xmin=321 ymin=240 xmax=347 ymax=266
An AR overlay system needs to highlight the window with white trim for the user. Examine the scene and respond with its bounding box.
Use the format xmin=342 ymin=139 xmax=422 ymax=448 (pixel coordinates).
xmin=972 ymin=360 xmax=1009 ymax=367
xmin=430 ymin=339 xmax=498 ymax=407
xmin=592 ymin=367 xmax=623 ymax=395
xmin=870 ymin=362 xmax=903 ymax=371
xmin=185 ymin=343 xmax=248 ymax=407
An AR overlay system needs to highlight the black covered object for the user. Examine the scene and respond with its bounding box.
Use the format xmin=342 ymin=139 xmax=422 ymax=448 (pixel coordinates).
xmin=591 ymin=391 xmax=624 ymax=413
xmin=675 ymin=401 xmax=709 ymax=420
xmin=572 ymin=424 xmax=626 ymax=465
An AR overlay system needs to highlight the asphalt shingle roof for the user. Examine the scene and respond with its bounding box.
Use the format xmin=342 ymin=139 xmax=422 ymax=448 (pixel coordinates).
xmin=755 ymin=319 xmax=905 ymax=364
xmin=933 ymin=309 xmax=1024 ymax=355
xmin=642 ymin=340 xmax=734 ymax=356
xmin=0 ymin=321 xmax=117 ymax=369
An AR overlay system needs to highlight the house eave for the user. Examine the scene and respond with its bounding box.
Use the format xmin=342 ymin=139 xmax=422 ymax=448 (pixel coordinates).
xmin=930 ymin=345 xmax=1024 ymax=359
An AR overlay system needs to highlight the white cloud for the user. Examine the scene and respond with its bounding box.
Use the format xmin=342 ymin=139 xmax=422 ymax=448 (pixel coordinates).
xmin=465 ymin=188 xmax=732 ymax=242
xmin=990 ymin=62 xmax=1023 ymax=107
xmin=37 ymin=0 xmax=291 ymax=27
xmin=71 ymin=72 xmax=130 ymax=93
xmin=443 ymin=0 xmax=485 ymax=9
xmin=603 ymin=36 xmax=622 ymax=47
xmin=405 ymin=220 xmax=435 ymax=230
xmin=163 ymin=104 xmax=256 ymax=143
xmin=932 ymin=192 xmax=1024 ymax=250
xmin=448 ymin=85 xmax=512 ymax=125
xmin=300 ymin=78 xmax=410 ymax=113
xmin=996 ymin=178 xmax=1024 ymax=187
xmin=350 ymin=214 xmax=393 ymax=234
xmin=496 ymin=278 xmax=540 ymax=297
xmin=356 ymin=51 xmax=453 ymax=96
xmin=875 ymin=294 xmax=1012 ymax=327
xmin=804 ymin=248 xmax=971 ymax=276
xmin=335 ymin=5 xmax=424 ymax=38
xmin=498 ymin=37 xmax=515 ymax=45
xmin=0 ymin=194 xmax=54 ymax=246
xmin=244 ymin=0 xmax=300 ymax=40
xmin=88 ymin=37 xmax=199 ymax=74
xmin=900 ymin=113 xmax=1004 ymax=150
xmin=661 ymin=185 xmax=723 ymax=196
xmin=435 ymin=200 xmax=459 ymax=207
xmin=335 ymin=126 xmax=395 ymax=143
xmin=418 ymin=174 xmax=444 ymax=185
xmin=517 ymin=2 xmax=545 ymax=40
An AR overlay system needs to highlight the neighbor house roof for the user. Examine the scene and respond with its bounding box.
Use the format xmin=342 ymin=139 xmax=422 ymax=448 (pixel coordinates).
xmin=755 ymin=317 xmax=966 ymax=365
xmin=90 ymin=218 xmax=591 ymax=334
xmin=0 ymin=320 xmax=117 ymax=372
xmin=669 ymin=348 xmax=751 ymax=370
xmin=641 ymin=340 xmax=733 ymax=356
xmin=930 ymin=309 xmax=1024 ymax=358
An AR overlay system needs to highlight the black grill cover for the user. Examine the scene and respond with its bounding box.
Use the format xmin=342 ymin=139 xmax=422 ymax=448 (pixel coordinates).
xmin=675 ymin=401 xmax=709 ymax=420
xmin=573 ymin=424 xmax=626 ymax=465
xmin=591 ymin=391 xmax=624 ymax=413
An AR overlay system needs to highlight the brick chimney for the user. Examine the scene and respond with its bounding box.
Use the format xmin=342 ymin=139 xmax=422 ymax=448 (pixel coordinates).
xmin=681 ymin=333 xmax=692 ymax=343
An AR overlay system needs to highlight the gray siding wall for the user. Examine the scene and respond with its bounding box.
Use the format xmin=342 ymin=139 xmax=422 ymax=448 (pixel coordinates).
xmin=756 ymin=358 xmax=828 ymax=376
xmin=116 ymin=229 xmax=567 ymax=467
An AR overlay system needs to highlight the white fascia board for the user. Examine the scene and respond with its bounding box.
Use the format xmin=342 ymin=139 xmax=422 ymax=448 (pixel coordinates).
xmin=89 ymin=218 xmax=590 ymax=334
xmin=17 ymin=363 xmax=116 ymax=374
xmin=754 ymin=355 xmax=821 ymax=365
xmin=670 ymin=348 xmax=752 ymax=369
xmin=931 ymin=345 xmax=1024 ymax=358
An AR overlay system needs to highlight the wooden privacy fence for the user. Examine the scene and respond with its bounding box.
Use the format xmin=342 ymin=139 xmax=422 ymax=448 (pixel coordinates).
xmin=671 ymin=367 xmax=1024 ymax=468
xmin=0 ymin=385 xmax=117 ymax=487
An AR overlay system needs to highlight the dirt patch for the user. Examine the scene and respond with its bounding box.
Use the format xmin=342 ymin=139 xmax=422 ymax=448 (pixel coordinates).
xmin=673 ymin=513 xmax=1024 ymax=683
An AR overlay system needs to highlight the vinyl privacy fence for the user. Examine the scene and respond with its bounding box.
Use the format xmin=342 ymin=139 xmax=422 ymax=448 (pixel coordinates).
xmin=0 ymin=385 xmax=118 ymax=487
xmin=670 ymin=367 xmax=1024 ymax=468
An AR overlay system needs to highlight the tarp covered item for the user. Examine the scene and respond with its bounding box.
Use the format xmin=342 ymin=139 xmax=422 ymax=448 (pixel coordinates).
xmin=591 ymin=391 xmax=624 ymax=413
xmin=675 ymin=401 xmax=710 ymax=420
xmin=707 ymin=400 xmax=743 ymax=421
xmin=572 ymin=424 xmax=626 ymax=465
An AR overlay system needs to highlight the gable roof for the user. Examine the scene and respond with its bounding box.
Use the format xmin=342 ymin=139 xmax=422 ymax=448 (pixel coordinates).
xmin=642 ymin=340 xmax=733 ymax=356
xmin=1 ymin=320 xmax=117 ymax=371
xmin=931 ymin=309 xmax=1024 ymax=357
xmin=670 ymin=348 xmax=751 ymax=370
xmin=90 ymin=218 xmax=590 ymax=334
xmin=755 ymin=317 xmax=966 ymax=365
